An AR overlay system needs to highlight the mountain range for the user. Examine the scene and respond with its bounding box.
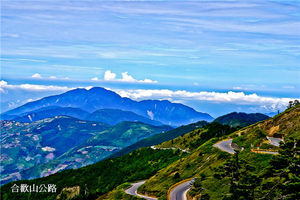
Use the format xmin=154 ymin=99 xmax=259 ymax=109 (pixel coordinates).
xmin=1 ymin=86 xmax=292 ymax=193
xmin=3 ymin=87 xmax=214 ymax=126
xmin=7 ymin=106 xmax=162 ymax=126
xmin=214 ymin=112 xmax=269 ymax=127
xmin=0 ymin=117 xmax=171 ymax=185
xmin=1 ymin=102 xmax=298 ymax=200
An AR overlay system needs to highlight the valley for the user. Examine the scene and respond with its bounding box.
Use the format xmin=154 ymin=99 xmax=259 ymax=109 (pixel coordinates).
xmin=0 ymin=88 xmax=299 ymax=200
xmin=0 ymin=117 xmax=171 ymax=185
xmin=2 ymin=1 xmax=299 ymax=200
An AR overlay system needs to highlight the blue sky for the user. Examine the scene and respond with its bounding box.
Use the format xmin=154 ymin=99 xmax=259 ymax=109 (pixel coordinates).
xmin=1 ymin=0 xmax=300 ymax=117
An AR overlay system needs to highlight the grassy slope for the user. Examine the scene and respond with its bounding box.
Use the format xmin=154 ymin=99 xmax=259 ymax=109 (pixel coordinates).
xmin=101 ymin=123 xmax=238 ymax=200
xmin=214 ymin=112 xmax=269 ymax=127
xmin=156 ymin=122 xmax=237 ymax=151
xmin=2 ymin=105 xmax=299 ymax=200
xmin=15 ymin=121 xmax=172 ymax=181
xmin=110 ymin=121 xmax=208 ymax=158
xmin=0 ymin=117 xmax=110 ymax=184
xmin=1 ymin=148 xmax=187 ymax=200
xmin=137 ymin=105 xmax=300 ymax=200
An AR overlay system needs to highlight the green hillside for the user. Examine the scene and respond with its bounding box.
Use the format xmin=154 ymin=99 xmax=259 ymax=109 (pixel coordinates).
xmin=110 ymin=120 xmax=208 ymax=158
xmin=156 ymin=122 xmax=237 ymax=151
xmin=1 ymin=148 xmax=186 ymax=200
xmin=10 ymin=121 xmax=172 ymax=182
xmin=76 ymin=121 xmax=172 ymax=148
xmin=1 ymin=118 xmax=171 ymax=185
xmin=1 ymin=105 xmax=299 ymax=200
xmin=137 ymin=105 xmax=300 ymax=200
xmin=214 ymin=112 xmax=269 ymax=128
xmin=0 ymin=116 xmax=109 ymax=184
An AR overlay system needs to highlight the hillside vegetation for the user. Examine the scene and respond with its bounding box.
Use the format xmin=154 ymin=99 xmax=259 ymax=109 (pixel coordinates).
xmin=2 ymin=105 xmax=299 ymax=200
xmin=0 ymin=116 xmax=109 ymax=184
xmin=1 ymin=118 xmax=171 ymax=185
xmin=156 ymin=122 xmax=237 ymax=151
xmin=110 ymin=120 xmax=208 ymax=158
xmin=214 ymin=112 xmax=269 ymax=127
xmin=1 ymin=148 xmax=187 ymax=200
xmin=137 ymin=104 xmax=299 ymax=200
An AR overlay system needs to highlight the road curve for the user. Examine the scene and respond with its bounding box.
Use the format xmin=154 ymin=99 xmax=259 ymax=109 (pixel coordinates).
xmin=213 ymin=139 xmax=235 ymax=154
xmin=169 ymin=181 xmax=191 ymax=200
xmin=267 ymin=136 xmax=283 ymax=147
xmin=251 ymin=149 xmax=278 ymax=155
xmin=125 ymin=180 xmax=157 ymax=200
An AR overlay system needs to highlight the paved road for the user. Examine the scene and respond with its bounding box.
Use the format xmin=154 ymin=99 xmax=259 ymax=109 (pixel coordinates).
xmin=251 ymin=149 xmax=279 ymax=155
xmin=213 ymin=139 xmax=235 ymax=154
xmin=169 ymin=181 xmax=191 ymax=200
xmin=125 ymin=181 xmax=157 ymax=200
xmin=267 ymin=137 xmax=283 ymax=147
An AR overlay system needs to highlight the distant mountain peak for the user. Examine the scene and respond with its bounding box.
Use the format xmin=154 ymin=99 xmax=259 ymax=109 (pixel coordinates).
xmin=3 ymin=87 xmax=214 ymax=126
xmin=214 ymin=112 xmax=269 ymax=127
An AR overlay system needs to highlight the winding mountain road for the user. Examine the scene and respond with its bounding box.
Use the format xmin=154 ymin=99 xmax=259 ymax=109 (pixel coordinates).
xmin=213 ymin=139 xmax=235 ymax=154
xmin=125 ymin=180 xmax=157 ymax=200
xmin=214 ymin=138 xmax=279 ymax=155
xmin=267 ymin=136 xmax=283 ymax=147
xmin=169 ymin=181 xmax=191 ymax=200
xmin=251 ymin=149 xmax=278 ymax=155
xmin=127 ymin=137 xmax=281 ymax=200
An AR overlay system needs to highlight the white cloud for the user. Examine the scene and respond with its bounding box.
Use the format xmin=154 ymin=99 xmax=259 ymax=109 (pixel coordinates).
xmin=233 ymin=86 xmax=242 ymax=90
xmin=121 ymin=72 xmax=135 ymax=82
xmin=18 ymin=58 xmax=46 ymax=63
xmin=0 ymin=80 xmax=8 ymax=93
xmin=91 ymin=77 xmax=99 ymax=81
xmin=233 ymin=85 xmax=258 ymax=91
xmin=30 ymin=74 xmax=69 ymax=80
xmin=103 ymin=70 xmax=157 ymax=84
xmin=0 ymin=80 xmax=71 ymax=92
xmin=1 ymin=33 xmax=19 ymax=38
xmin=142 ymin=79 xmax=157 ymax=83
xmin=282 ymin=85 xmax=295 ymax=89
xmin=1 ymin=80 xmax=297 ymax=114
xmin=1 ymin=58 xmax=46 ymax=63
xmin=112 ymin=88 xmax=296 ymax=111
xmin=97 ymin=52 xmax=118 ymax=59
xmin=26 ymin=98 xmax=35 ymax=102
xmin=0 ymin=80 xmax=8 ymax=87
xmin=104 ymin=70 xmax=117 ymax=81
xmin=31 ymin=73 xmax=42 ymax=78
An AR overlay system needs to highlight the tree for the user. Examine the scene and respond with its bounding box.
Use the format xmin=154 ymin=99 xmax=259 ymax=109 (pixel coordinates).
xmin=287 ymin=101 xmax=294 ymax=109
xmin=189 ymin=178 xmax=210 ymax=200
xmin=174 ymin=172 xmax=180 ymax=179
xmin=263 ymin=137 xmax=300 ymax=200
xmin=293 ymin=99 xmax=299 ymax=106
xmin=287 ymin=100 xmax=300 ymax=109
xmin=220 ymin=150 xmax=261 ymax=200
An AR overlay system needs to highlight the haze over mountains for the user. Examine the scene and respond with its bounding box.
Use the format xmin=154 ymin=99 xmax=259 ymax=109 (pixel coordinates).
xmin=0 ymin=117 xmax=171 ymax=185
xmin=0 ymin=86 xmax=290 ymax=187
xmin=2 ymin=100 xmax=298 ymax=200
xmin=7 ymin=106 xmax=163 ymax=126
xmin=1 ymin=0 xmax=299 ymax=199
xmin=3 ymin=87 xmax=214 ymax=126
